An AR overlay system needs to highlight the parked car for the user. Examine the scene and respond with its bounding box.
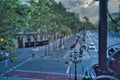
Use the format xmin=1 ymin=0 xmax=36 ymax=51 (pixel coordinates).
xmin=88 ymin=43 xmax=95 ymax=50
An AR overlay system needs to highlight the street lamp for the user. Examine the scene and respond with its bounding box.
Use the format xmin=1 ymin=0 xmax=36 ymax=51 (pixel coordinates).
xmin=0 ymin=38 xmax=3 ymax=50
xmin=69 ymin=49 xmax=82 ymax=80
xmin=0 ymin=38 xmax=3 ymax=42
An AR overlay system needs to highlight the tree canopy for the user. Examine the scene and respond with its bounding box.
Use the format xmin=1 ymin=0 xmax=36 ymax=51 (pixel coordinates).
xmin=0 ymin=0 xmax=95 ymax=60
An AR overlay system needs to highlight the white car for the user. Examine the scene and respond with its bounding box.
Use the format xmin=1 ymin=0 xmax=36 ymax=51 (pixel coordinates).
xmin=89 ymin=43 xmax=95 ymax=50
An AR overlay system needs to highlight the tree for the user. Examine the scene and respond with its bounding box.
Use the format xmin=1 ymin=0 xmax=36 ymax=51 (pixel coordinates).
xmin=0 ymin=0 xmax=33 ymax=61
xmin=82 ymin=16 xmax=95 ymax=30
xmin=108 ymin=16 xmax=120 ymax=36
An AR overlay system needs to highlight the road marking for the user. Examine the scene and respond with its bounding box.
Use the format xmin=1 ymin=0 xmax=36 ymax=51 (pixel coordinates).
xmin=87 ymin=31 xmax=98 ymax=52
xmin=66 ymin=62 xmax=72 ymax=74
xmin=87 ymin=31 xmax=92 ymax=42
xmin=14 ymin=70 xmax=82 ymax=77
xmin=0 ymin=58 xmax=32 ymax=76
xmin=88 ymin=31 xmax=98 ymax=43
xmin=66 ymin=65 xmax=70 ymax=74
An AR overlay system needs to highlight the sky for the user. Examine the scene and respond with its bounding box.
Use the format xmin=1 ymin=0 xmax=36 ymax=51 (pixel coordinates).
xmin=55 ymin=0 xmax=120 ymax=23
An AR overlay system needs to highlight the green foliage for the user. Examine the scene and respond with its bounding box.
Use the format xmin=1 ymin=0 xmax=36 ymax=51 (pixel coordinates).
xmin=81 ymin=16 xmax=96 ymax=30
xmin=0 ymin=0 xmax=32 ymax=61
xmin=114 ymin=17 xmax=120 ymax=31
xmin=108 ymin=16 xmax=120 ymax=31
xmin=0 ymin=0 xmax=95 ymax=60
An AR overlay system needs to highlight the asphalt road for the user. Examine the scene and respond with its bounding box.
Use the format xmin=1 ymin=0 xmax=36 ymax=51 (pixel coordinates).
xmin=0 ymin=31 xmax=120 ymax=80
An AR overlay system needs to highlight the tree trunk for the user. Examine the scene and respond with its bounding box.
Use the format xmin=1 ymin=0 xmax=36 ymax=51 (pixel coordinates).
xmin=55 ymin=38 xmax=58 ymax=50
xmin=53 ymin=34 xmax=56 ymax=51
xmin=33 ymin=34 xmax=37 ymax=48
xmin=63 ymin=35 xmax=66 ymax=45
xmin=45 ymin=33 xmax=48 ymax=56
xmin=59 ymin=37 xmax=62 ymax=48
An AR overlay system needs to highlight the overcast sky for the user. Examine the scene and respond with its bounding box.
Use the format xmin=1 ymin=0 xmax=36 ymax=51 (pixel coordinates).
xmin=55 ymin=0 xmax=120 ymax=23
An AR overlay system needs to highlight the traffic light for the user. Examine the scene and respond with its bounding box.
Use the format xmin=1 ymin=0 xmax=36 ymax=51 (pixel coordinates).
xmin=82 ymin=71 xmax=91 ymax=80
xmin=85 ymin=71 xmax=89 ymax=79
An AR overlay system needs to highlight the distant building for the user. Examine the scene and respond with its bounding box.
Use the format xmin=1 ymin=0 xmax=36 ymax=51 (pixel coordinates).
xmin=14 ymin=32 xmax=41 ymax=48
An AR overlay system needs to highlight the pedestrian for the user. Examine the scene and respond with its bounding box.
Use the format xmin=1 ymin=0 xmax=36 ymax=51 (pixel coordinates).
xmin=32 ymin=53 xmax=34 ymax=57
xmin=32 ymin=49 xmax=35 ymax=57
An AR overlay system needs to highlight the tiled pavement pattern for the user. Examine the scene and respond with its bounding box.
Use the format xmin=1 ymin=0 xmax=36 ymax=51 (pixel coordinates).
xmin=7 ymin=70 xmax=83 ymax=80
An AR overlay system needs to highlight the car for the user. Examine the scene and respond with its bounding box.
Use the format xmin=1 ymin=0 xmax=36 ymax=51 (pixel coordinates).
xmin=88 ymin=43 xmax=95 ymax=50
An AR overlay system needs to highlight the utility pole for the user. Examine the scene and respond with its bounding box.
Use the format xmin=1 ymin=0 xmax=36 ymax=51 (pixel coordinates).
xmin=74 ymin=62 xmax=77 ymax=80
xmin=98 ymin=0 xmax=108 ymax=74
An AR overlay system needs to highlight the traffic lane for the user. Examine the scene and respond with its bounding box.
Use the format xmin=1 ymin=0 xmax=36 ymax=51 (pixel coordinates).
xmin=89 ymin=31 xmax=120 ymax=47
xmin=87 ymin=31 xmax=120 ymax=52
xmin=68 ymin=62 xmax=82 ymax=75
xmin=0 ymin=46 xmax=47 ymax=75
xmin=107 ymin=36 xmax=120 ymax=47
xmin=68 ymin=56 xmax=98 ymax=75
xmin=80 ymin=50 xmax=98 ymax=73
xmin=81 ymin=55 xmax=98 ymax=70
xmin=67 ymin=50 xmax=98 ymax=75
xmin=0 ymin=35 xmax=76 ymax=75
xmin=88 ymin=32 xmax=98 ymax=45
xmin=12 ymin=36 xmax=75 ymax=73
xmin=87 ymin=31 xmax=98 ymax=44
xmin=4 ymin=35 xmax=80 ymax=78
xmin=14 ymin=58 xmax=68 ymax=74
xmin=88 ymin=50 xmax=98 ymax=57
xmin=87 ymin=31 xmax=98 ymax=50
xmin=89 ymin=31 xmax=120 ymax=44
xmin=0 ymin=57 xmax=29 ymax=75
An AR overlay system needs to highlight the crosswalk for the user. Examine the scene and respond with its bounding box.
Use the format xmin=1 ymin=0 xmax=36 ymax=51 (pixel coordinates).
xmin=0 ymin=58 xmax=32 ymax=76
xmin=7 ymin=70 xmax=83 ymax=80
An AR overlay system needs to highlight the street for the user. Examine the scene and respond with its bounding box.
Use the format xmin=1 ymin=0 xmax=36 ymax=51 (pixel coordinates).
xmin=0 ymin=31 xmax=120 ymax=80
